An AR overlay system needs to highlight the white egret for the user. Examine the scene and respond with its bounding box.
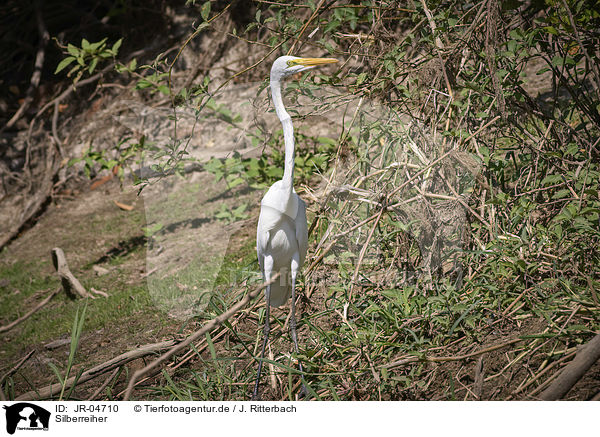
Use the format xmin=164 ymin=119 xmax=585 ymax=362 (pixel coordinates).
xmin=253 ymin=56 xmax=338 ymax=400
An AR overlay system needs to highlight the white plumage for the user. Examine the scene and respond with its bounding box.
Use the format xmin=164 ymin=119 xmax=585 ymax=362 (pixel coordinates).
xmin=257 ymin=182 xmax=308 ymax=307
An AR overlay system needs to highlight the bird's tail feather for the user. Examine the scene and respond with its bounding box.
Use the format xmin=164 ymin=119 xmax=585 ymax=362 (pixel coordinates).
xmin=269 ymin=273 xmax=291 ymax=307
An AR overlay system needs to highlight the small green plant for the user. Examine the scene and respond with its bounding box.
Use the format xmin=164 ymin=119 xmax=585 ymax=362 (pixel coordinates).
xmin=134 ymin=71 xmax=170 ymax=95
xmin=214 ymin=203 xmax=249 ymax=224
xmin=69 ymin=136 xmax=152 ymax=183
xmin=205 ymin=97 xmax=243 ymax=125
xmin=143 ymin=222 xmax=164 ymax=238
xmin=55 ymin=38 xmax=123 ymax=85
xmin=69 ymin=144 xmax=119 ymax=179
xmin=48 ymin=302 xmax=87 ymax=400
xmin=204 ymin=132 xmax=338 ymax=190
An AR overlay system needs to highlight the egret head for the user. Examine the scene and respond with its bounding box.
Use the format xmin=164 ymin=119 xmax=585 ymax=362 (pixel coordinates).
xmin=270 ymin=56 xmax=338 ymax=82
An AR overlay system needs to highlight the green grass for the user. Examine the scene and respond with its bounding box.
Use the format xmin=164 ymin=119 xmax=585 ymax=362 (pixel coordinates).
xmin=88 ymin=204 xmax=145 ymax=236
xmin=146 ymin=256 xmax=223 ymax=318
xmin=0 ymin=260 xmax=157 ymax=356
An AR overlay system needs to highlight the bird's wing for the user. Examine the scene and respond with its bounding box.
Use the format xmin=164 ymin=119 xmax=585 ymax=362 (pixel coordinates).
xmin=295 ymin=196 xmax=309 ymax=268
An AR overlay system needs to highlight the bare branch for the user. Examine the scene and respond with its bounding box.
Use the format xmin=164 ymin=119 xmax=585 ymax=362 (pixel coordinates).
xmin=51 ymin=248 xmax=91 ymax=299
xmin=16 ymin=340 xmax=177 ymax=401
xmin=540 ymin=333 xmax=600 ymax=400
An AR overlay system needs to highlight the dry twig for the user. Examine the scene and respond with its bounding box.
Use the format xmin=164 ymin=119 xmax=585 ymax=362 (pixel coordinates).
xmin=539 ymin=332 xmax=600 ymax=400
xmin=3 ymin=0 xmax=48 ymax=131
xmin=122 ymin=273 xmax=281 ymax=400
xmin=16 ymin=340 xmax=177 ymax=401
xmin=0 ymin=351 xmax=36 ymax=401
xmin=86 ymin=368 xmax=120 ymax=401
xmin=383 ymin=337 xmax=523 ymax=369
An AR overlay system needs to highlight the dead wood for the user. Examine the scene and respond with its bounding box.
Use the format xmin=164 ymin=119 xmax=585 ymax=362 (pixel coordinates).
xmin=51 ymin=247 xmax=91 ymax=299
xmin=122 ymin=272 xmax=281 ymax=400
xmin=90 ymin=287 xmax=109 ymax=298
xmin=539 ymin=332 xmax=600 ymax=401
xmin=0 ymin=148 xmax=59 ymax=251
xmin=484 ymin=0 xmax=506 ymax=119
xmin=382 ymin=337 xmax=523 ymax=369
xmin=44 ymin=338 xmax=71 ymax=350
xmin=0 ymin=288 xmax=60 ymax=334
xmin=0 ymin=350 xmax=36 ymax=401
xmin=3 ymin=0 xmax=48 ymax=131
xmin=473 ymin=356 xmax=485 ymax=400
xmin=15 ymin=339 xmax=178 ymax=401
xmin=86 ymin=368 xmax=120 ymax=401
xmin=0 ymin=45 xmax=158 ymax=252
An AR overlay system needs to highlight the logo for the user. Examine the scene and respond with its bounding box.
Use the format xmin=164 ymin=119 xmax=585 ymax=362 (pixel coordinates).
xmin=3 ymin=403 xmax=50 ymax=435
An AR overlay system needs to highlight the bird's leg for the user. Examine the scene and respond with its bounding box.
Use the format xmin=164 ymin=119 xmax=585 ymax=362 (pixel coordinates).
xmin=290 ymin=257 xmax=308 ymax=399
xmin=252 ymin=283 xmax=271 ymax=401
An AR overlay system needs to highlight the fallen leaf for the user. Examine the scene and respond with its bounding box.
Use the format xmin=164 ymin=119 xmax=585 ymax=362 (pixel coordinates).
xmin=114 ymin=200 xmax=134 ymax=211
xmin=90 ymin=173 xmax=113 ymax=190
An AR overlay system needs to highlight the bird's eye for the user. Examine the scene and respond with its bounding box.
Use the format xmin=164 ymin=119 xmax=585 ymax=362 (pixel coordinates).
xmin=286 ymin=60 xmax=297 ymax=67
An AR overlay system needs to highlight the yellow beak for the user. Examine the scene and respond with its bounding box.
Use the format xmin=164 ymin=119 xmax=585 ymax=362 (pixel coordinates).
xmin=290 ymin=57 xmax=339 ymax=67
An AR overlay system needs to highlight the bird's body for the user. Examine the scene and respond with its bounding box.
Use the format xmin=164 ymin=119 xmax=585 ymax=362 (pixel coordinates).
xmin=257 ymin=182 xmax=308 ymax=307
xmin=253 ymin=55 xmax=337 ymax=400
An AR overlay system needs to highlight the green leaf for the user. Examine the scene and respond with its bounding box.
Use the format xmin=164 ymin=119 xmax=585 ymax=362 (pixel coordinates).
xmin=81 ymin=38 xmax=90 ymax=50
xmin=227 ymin=176 xmax=244 ymax=188
xmin=356 ymin=72 xmax=367 ymax=86
xmin=135 ymin=79 xmax=151 ymax=89
xmin=88 ymin=57 xmax=98 ymax=74
xmin=552 ymin=224 xmax=563 ymax=240
xmin=317 ymin=136 xmax=337 ymax=146
xmin=111 ymin=38 xmax=123 ymax=55
xmin=157 ymin=85 xmax=171 ymax=95
xmin=536 ymin=67 xmax=550 ymax=75
xmin=89 ymin=38 xmax=108 ymax=51
xmin=128 ymin=58 xmax=137 ymax=72
xmin=47 ymin=362 xmax=64 ymax=385
xmin=506 ymin=39 xmax=517 ymax=53
xmin=205 ymin=332 xmax=216 ymax=360
xmin=541 ymin=174 xmax=563 ymax=185
xmin=233 ymin=203 xmax=248 ymax=215
xmin=67 ymin=44 xmax=79 ymax=56
xmin=551 ymin=55 xmax=565 ymax=67
xmin=55 ymin=56 xmax=76 ymax=74
xmin=201 ymin=1 xmax=211 ymax=20
xmin=551 ymin=189 xmax=571 ymax=200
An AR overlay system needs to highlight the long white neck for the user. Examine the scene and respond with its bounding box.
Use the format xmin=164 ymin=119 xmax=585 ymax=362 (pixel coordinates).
xmin=270 ymin=79 xmax=295 ymax=191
